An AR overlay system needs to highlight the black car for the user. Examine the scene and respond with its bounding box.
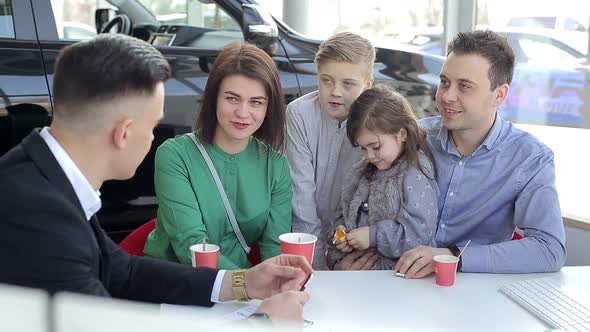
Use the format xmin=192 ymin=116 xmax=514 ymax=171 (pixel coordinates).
xmin=0 ymin=0 xmax=443 ymax=242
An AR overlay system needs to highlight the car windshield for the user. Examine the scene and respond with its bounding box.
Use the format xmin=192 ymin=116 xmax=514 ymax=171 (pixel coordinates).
xmin=137 ymin=0 xmax=241 ymax=31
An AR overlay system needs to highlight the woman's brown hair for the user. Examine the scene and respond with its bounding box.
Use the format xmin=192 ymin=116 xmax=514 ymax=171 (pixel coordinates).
xmin=196 ymin=42 xmax=285 ymax=153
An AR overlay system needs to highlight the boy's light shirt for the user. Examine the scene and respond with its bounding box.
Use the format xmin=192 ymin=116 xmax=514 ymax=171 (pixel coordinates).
xmin=286 ymin=91 xmax=361 ymax=267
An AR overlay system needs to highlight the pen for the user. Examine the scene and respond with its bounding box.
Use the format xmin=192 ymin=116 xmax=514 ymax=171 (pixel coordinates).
xmin=395 ymin=272 xmax=405 ymax=278
xmin=299 ymin=273 xmax=314 ymax=291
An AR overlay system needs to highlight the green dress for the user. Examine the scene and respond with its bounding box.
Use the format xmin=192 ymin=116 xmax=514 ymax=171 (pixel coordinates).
xmin=144 ymin=134 xmax=292 ymax=269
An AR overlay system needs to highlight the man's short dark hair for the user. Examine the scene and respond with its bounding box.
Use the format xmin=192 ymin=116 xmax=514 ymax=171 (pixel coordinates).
xmin=447 ymin=30 xmax=515 ymax=90
xmin=53 ymin=34 xmax=170 ymax=115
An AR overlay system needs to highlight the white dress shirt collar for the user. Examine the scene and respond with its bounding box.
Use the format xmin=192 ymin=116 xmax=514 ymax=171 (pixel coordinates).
xmin=39 ymin=127 xmax=101 ymax=221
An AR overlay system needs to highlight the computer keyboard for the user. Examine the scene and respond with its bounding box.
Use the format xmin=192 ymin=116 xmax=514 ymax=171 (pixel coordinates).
xmin=500 ymin=277 xmax=590 ymax=331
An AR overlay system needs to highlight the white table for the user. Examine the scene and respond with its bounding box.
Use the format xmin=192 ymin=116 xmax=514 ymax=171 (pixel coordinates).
xmin=180 ymin=266 xmax=590 ymax=331
xmin=0 ymin=283 xmax=49 ymax=332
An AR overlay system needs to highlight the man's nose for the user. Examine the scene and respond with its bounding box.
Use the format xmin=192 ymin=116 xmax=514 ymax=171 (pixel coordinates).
xmin=442 ymin=86 xmax=458 ymax=102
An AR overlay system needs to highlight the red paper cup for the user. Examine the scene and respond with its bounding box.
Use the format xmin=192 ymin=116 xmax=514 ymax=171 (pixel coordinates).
xmin=279 ymin=233 xmax=317 ymax=265
xmin=189 ymin=244 xmax=219 ymax=269
xmin=433 ymin=254 xmax=459 ymax=286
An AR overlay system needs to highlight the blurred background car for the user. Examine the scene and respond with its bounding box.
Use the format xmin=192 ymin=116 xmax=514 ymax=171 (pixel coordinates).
xmin=389 ymin=25 xmax=588 ymax=63
xmin=507 ymin=15 xmax=588 ymax=33
xmin=387 ymin=25 xmax=589 ymax=128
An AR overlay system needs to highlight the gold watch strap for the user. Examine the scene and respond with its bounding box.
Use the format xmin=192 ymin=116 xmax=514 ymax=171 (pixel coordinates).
xmin=232 ymin=269 xmax=249 ymax=301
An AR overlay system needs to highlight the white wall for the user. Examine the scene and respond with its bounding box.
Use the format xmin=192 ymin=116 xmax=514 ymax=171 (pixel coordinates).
xmin=516 ymin=124 xmax=590 ymax=219
xmin=565 ymin=226 xmax=590 ymax=266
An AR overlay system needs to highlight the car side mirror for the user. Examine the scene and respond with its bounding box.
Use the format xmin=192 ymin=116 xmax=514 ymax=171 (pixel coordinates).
xmin=95 ymin=8 xmax=116 ymax=34
xmin=242 ymin=4 xmax=278 ymax=44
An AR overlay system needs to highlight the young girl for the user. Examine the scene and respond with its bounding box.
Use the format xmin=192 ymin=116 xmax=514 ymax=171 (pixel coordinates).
xmin=328 ymin=84 xmax=439 ymax=270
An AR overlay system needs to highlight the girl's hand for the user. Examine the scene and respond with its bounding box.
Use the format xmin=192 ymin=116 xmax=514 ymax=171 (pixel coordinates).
xmin=333 ymin=225 xmax=353 ymax=253
xmin=347 ymin=227 xmax=370 ymax=250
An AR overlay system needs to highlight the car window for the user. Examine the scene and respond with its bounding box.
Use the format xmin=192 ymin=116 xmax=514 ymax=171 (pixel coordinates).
xmin=138 ymin=0 xmax=243 ymax=49
xmin=0 ymin=0 xmax=14 ymax=38
xmin=50 ymin=0 xmax=99 ymax=40
xmin=563 ymin=17 xmax=586 ymax=32
xmin=509 ymin=17 xmax=556 ymax=29
xmin=517 ymin=38 xmax=580 ymax=65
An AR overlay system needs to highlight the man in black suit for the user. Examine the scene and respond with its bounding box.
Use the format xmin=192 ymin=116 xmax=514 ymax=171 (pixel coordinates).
xmin=0 ymin=34 xmax=311 ymax=323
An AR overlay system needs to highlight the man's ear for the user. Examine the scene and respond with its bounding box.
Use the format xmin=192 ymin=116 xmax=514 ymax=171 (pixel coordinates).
xmin=111 ymin=118 xmax=133 ymax=150
xmin=365 ymin=77 xmax=374 ymax=89
xmin=493 ymin=83 xmax=509 ymax=107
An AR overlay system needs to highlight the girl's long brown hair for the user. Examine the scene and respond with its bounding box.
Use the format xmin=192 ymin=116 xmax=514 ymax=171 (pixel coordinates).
xmin=346 ymin=84 xmax=434 ymax=178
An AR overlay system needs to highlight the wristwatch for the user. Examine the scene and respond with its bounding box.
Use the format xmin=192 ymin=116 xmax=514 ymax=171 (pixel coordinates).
xmin=447 ymin=244 xmax=463 ymax=271
xmin=232 ymin=269 xmax=250 ymax=301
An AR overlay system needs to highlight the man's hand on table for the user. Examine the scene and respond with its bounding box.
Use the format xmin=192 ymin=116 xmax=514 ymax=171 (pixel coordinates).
xmin=219 ymin=254 xmax=312 ymax=324
xmin=244 ymin=254 xmax=313 ymax=324
xmin=245 ymin=254 xmax=313 ymax=299
xmin=395 ymin=246 xmax=453 ymax=278
xmin=255 ymin=290 xmax=310 ymax=325
xmin=334 ymin=250 xmax=378 ymax=270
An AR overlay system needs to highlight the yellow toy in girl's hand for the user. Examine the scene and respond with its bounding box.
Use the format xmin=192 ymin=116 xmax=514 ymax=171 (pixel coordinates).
xmin=333 ymin=228 xmax=347 ymax=243
xmin=332 ymin=226 xmax=354 ymax=253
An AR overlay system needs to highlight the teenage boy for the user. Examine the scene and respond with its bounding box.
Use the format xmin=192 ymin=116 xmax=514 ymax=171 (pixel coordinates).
xmin=286 ymin=32 xmax=376 ymax=268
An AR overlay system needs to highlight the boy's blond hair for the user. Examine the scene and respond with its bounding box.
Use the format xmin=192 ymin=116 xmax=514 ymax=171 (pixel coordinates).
xmin=314 ymin=32 xmax=376 ymax=78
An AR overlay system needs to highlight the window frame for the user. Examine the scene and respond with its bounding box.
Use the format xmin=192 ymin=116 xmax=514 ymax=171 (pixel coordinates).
xmin=5 ymin=0 xmax=37 ymax=40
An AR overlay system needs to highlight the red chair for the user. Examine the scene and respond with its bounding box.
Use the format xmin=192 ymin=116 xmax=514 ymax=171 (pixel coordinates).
xmin=119 ymin=218 xmax=156 ymax=256
xmin=119 ymin=218 xmax=262 ymax=266
xmin=247 ymin=243 xmax=261 ymax=266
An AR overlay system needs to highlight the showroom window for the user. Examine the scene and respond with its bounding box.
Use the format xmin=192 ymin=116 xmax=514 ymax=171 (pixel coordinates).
xmin=140 ymin=0 xmax=240 ymax=31
xmin=258 ymin=0 xmax=444 ymax=49
xmin=477 ymin=0 xmax=590 ymax=220
xmin=138 ymin=0 xmax=243 ymax=49
xmin=258 ymin=0 xmax=590 ymax=222
xmin=49 ymin=0 xmax=113 ymax=40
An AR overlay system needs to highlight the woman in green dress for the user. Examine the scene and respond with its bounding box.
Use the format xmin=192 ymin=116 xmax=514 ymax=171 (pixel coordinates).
xmin=144 ymin=42 xmax=291 ymax=269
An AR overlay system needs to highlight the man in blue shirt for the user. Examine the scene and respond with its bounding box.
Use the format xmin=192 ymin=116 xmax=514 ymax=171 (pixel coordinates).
xmin=395 ymin=30 xmax=566 ymax=277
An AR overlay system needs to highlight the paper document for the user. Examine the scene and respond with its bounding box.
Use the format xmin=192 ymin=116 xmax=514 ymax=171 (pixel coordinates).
xmin=222 ymin=304 xmax=259 ymax=321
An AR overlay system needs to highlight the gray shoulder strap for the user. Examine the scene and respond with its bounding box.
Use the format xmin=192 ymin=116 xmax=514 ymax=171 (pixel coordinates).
xmin=187 ymin=133 xmax=251 ymax=254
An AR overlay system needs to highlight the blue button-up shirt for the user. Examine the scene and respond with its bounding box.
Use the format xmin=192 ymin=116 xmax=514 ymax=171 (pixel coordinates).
xmin=420 ymin=114 xmax=566 ymax=273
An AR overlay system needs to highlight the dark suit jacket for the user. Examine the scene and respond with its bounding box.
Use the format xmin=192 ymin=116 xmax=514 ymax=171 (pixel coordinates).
xmin=0 ymin=131 xmax=218 ymax=306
